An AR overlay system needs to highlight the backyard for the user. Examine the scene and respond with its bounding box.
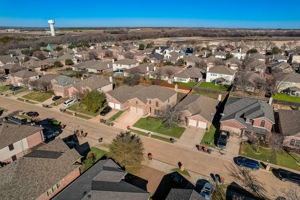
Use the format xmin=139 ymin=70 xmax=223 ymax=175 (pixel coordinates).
xmin=174 ymin=82 xmax=197 ymax=87
xmin=22 ymin=91 xmax=53 ymax=102
xmin=198 ymin=82 xmax=230 ymax=91
xmin=273 ymin=93 xmax=300 ymax=103
xmin=200 ymin=125 xmax=216 ymax=147
xmin=133 ymin=117 xmax=185 ymax=138
xmin=240 ymin=142 xmax=300 ymax=171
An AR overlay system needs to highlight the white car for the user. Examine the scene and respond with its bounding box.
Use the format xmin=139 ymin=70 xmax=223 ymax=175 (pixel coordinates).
xmin=63 ymin=99 xmax=77 ymax=107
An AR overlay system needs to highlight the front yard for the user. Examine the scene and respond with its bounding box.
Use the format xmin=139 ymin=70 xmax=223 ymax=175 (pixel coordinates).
xmin=22 ymin=91 xmax=53 ymax=102
xmin=109 ymin=110 xmax=125 ymax=121
xmin=200 ymin=125 xmax=216 ymax=147
xmin=83 ymin=147 xmax=107 ymax=171
xmin=198 ymin=82 xmax=230 ymax=91
xmin=68 ymin=102 xmax=103 ymax=117
xmin=0 ymin=85 xmax=11 ymax=92
xmin=273 ymin=93 xmax=300 ymax=103
xmin=240 ymin=143 xmax=300 ymax=171
xmin=133 ymin=117 xmax=185 ymax=138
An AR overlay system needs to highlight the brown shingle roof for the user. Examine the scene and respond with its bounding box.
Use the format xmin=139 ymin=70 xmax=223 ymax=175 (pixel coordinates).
xmin=73 ymin=75 xmax=111 ymax=91
xmin=208 ymin=65 xmax=236 ymax=75
xmin=278 ymin=109 xmax=300 ymax=136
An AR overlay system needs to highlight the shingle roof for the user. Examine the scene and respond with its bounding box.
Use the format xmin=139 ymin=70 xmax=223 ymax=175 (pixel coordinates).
xmin=166 ymin=189 xmax=203 ymax=200
xmin=114 ymin=59 xmax=139 ymax=65
xmin=11 ymin=70 xmax=38 ymax=78
xmin=278 ymin=73 xmax=300 ymax=83
xmin=0 ymin=139 xmax=81 ymax=200
xmin=278 ymin=109 xmax=300 ymax=136
xmin=53 ymin=75 xmax=80 ymax=86
xmin=174 ymin=67 xmax=202 ymax=78
xmin=72 ymin=75 xmax=111 ymax=91
xmin=0 ymin=122 xmax=43 ymax=149
xmin=75 ymin=60 xmax=112 ymax=70
xmin=108 ymin=85 xmax=176 ymax=103
xmin=208 ymin=65 xmax=236 ymax=75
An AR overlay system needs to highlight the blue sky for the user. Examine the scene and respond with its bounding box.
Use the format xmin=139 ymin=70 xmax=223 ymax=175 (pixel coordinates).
xmin=0 ymin=0 xmax=300 ymax=28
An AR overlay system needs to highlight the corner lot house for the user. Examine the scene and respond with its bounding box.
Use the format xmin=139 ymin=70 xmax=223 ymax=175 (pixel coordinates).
xmin=51 ymin=75 xmax=79 ymax=98
xmin=0 ymin=139 xmax=81 ymax=200
xmin=277 ymin=109 xmax=300 ymax=150
xmin=206 ymin=65 xmax=236 ymax=85
xmin=112 ymin=59 xmax=139 ymax=71
xmin=106 ymin=85 xmax=177 ymax=116
xmin=0 ymin=122 xmax=43 ymax=162
xmin=220 ymin=98 xmax=275 ymax=138
xmin=176 ymin=94 xmax=219 ymax=129
xmin=53 ymin=159 xmax=150 ymax=200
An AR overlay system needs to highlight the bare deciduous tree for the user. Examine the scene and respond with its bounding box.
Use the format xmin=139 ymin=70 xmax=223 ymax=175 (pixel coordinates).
xmin=159 ymin=107 xmax=181 ymax=128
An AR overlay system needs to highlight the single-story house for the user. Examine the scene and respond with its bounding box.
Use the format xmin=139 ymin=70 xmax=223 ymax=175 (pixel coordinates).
xmin=73 ymin=60 xmax=113 ymax=73
xmin=270 ymin=62 xmax=294 ymax=73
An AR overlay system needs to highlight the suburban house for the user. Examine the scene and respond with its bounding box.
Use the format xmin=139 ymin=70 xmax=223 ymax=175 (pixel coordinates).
xmin=150 ymin=65 xmax=182 ymax=81
xmin=273 ymin=54 xmax=288 ymax=63
xmin=206 ymin=65 xmax=236 ymax=85
xmin=73 ymin=60 xmax=113 ymax=73
xmin=0 ymin=122 xmax=44 ymax=163
xmin=0 ymin=55 xmax=18 ymax=66
xmin=182 ymin=55 xmax=202 ymax=67
xmin=245 ymin=60 xmax=266 ymax=74
xmin=235 ymin=71 xmax=266 ymax=93
xmin=106 ymin=85 xmax=177 ymax=116
xmin=125 ymin=63 xmax=157 ymax=77
xmin=270 ymin=61 xmax=294 ymax=73
xmin=9 ymin=70 xmax=39 ymax=87
xmin=51 ymin=75 xmax=80 ymax=98
xmin=68 ymin=75 xmax=113 ymax=98
xmin=173 ymin=67 xmax=202 ymax=83
xmin=214 ymin=51 xmax=226 ymax=59
xmin=0 ymin=139 xmax=81 ymax=200
xmin=276 ymin=73 xmax=300 ymax=97
xmin=176 ymin=94 xmax=219 ymax=129
xmin=231 ymin=48 xmax=246 ymax=60
xmin=53 ymin=159 xmax=150 ymax=200
xmin=225 ymin=57 xmax=242 ymax=70
xmin=112 ymin=59 xmax=139 ymax=71
xmin=220 ymin=98 xmax=275 ymax=138
xmin=277 ymin=109 xmax=300 ymax=150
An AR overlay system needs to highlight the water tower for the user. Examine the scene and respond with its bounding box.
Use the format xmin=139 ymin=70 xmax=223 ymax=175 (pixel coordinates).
xmin=48 ymin=20 xmax=55 ymax=36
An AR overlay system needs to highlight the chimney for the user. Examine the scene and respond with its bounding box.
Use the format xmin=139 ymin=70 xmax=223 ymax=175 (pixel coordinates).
xmin=269 ymin=97 xmax=273 ymax=105
xmin=109 ymin=76 xmax=113 ymax=83
xmin=218 ymin=94 xmax=222 ymax=101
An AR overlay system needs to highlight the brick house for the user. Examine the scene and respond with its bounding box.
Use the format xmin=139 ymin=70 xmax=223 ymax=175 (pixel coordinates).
xmin=0 ymin=122 xmax=44 ymax=163
xmin=67 ymin=75 xmax=113 ymax=98
xmin=9 ymin=70 xmax=40 ymax=87
xmin=277 ymin=109 xmax=300 ymax=150
xmin=220 ymin=98 xmax=275 ymax=138
xmin=106 ymin=85 xmax=177 ymax=116
xmin=0 ymin=139 xmax=81 ymax=200
xmin=51 ymin=75 xmax=80 ymax=98
xmin=176 ymin=94 xmax=219 ymax=129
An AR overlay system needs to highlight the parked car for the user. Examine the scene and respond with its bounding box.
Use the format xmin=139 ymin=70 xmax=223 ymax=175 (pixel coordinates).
xmin=52 ymin=96 xmax=62 ymax=101
xmin=216 ymin=130 xmax=229 ymax=149
xmin=63 ymin=99 xmax=77 ymax=107
xmin=234 ymin=156 xmax=260 ymax=170
xmin=273 ymin=168 xmax=300 ymax=185
xmin=199 ymin=181 xmax=214 ymax=200
xmin=100 ymin=106 xmax=111 ymax=116
xmin=10 ymin=86 xmax=22 ymax=91
xmin=26 ymin=111 xmax=39 ymax=117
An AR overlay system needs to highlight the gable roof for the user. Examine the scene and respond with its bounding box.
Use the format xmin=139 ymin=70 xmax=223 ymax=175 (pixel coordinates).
xmin=278 ymin=109 xmax=300 ymax=136
xmin=53 ymin=75 xmax=80 ymax=86
xmin=0 ymin=139 xmax=80 ymax=200
xmin=208 ymin=65 xmax=236 ymax=75
xmin=166 ymin=189 xmax=203 ymax=200
xmin=176 ymin=94 xmax=218 ymax=122
xmin=174 ymin=67 xmax=202 ymax=79
xmin=53 ymin=159 xmax=150 ymax=200
xmin=72 ymin=75 xmax=111 ymax=91
xmin=11 ymin=70 xmax=38 ymax=78
xmin=277 ymin=73 xmax=300 ymax=83
xmin=75 ymin=60 xmax=112 ymax=70
xmin=0 ymin=122 xmax=43 ymax=149
xmin=114 ymin=59 xmax=139 ymax=65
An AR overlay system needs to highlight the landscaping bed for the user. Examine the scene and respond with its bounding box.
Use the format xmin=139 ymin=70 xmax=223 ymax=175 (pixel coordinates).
xmin=199 ymin=82 xmax=230 ymax=91
xmin=133 ymin=117 xmax=185 ymax=138
xmin=273 ymin=93 xmax=300 ymax=103
xmin=12 ymin=87 xmax=27 ymax=95
xmin=22 ymin=91 xmax=53 ymax=102
xmin=240 ymin=142 xmax=300 ymax=171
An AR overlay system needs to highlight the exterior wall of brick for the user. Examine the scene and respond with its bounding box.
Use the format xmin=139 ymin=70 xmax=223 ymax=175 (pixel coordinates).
xmin=36 ymin=167 xmax=81 ymax=200
xmin=220 ymin=120 xmax=244 ymax=135
xmin=26 ymin=131 xmax=44 ymax=148
xmin=0 ymin=138 xmax=29 ymax=162
xmin=252 ymin=117 xmax=273 ymax=132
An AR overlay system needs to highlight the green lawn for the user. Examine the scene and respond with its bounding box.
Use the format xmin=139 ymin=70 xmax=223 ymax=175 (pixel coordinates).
xmin=130 ymin=129 xmax=149 ymax=136
xmin=133 ymin=117 xmax=185 ymax=138
xmin=83 ymin=147 xmax=107 ymax=171
xmin=200 ymin=125 xmax=216 ymax=147
xmin=240 ymin=143 xmax=300 ymax=171
xmin=273 ymin=93 xmax=300 ymax=103
xmin=174 ymin=82 xmax=197 ymax=87
xmin=130 ymin=129 xmax=174 ymax=143
xmin=51 ymin=97 xmax=68 ymax=106
xmin=12 ymin=87 xmax=27 ymax=95
xmin=68 ymin=102 xmax=100 ymax=117
xmin=0 ymin=85 xmax=11 ymax=92
xmin=23 ymin=91 xmax=53 ymax=102
xmin=109 ymin=111 xmax=125 ymax=121
xmin=199 ymin=82 xmax=230 ymax=91
xmin=193 ymin=91 xmax=222 ymax=100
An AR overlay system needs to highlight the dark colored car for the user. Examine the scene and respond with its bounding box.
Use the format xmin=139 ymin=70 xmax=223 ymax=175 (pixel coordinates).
xmin=10 ymin=86 xmax=22 ymax=91
xmin=273 ymin=168 xmax=300 ymax=185
xmin=216 ymin=130 xmax=229 ymax=149
xmin=100 ymin=106 xmax=111 ymax=116
xmin=234 ymin=156 xmax=260 ymax=170
xmin=26 ymin=111 xmax=39 ymax=117
xmin=52 ymin=96 xmax=62 ymax=101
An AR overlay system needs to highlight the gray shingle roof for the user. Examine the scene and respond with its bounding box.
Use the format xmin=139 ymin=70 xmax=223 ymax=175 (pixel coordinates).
xmin=208 ymin=65 xmax=236 ymax=75
xmin=53 ymin=75 xmax=79 ymax=86
xmin=11 ymin=70 xmax=38 ymax=78
xmin=278 ymin=73 xmax=300 ymax=83
xmin=0 ymin=139 xmax=81 ymax=200
xmin=174 ymin=67 xmax=202 ymax=79
xmin=75 ymin=60 xmax=112 ymax=70
xmin=114 ymin=59 xmax=139 ymax=65
xmin=278 ymin=109 xmax=300 ymax=136
xmin=166 ymin=189 xmax=203 ymax=200
xmin=72 ymin=75 xmax=111 ymax=91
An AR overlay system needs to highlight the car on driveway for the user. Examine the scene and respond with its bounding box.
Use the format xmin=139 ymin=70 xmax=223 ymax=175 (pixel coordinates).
xmin=100 ymin=106 xmax=111 ymax=116
xmin=199 ymin=181 xmax=214 ymax=200
xmin=63 ymin=99 xmax=77 ymax=107
xmin=234 ymin=156 xmax=260 ymax=170
xmin=52 ymin=96 xmax=62 ymax=101
xmin=216 ymin=130 xmax=229 ymax=149
xmin=273 ymin=168 xmax=300 ymax=185
xmin=26 ymin=111 xmax=39 ymax=117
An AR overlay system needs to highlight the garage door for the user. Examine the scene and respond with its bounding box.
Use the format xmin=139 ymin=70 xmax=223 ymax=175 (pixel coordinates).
xmin=188 ymin=119 xmax=197 ymax=127
xmin=130 ymin=107 xmax=144 ymax=115
xmin=109 ymin=102 xmax=121 ymax=110
xmin=197 ymin=121 xmax=207 ymax=129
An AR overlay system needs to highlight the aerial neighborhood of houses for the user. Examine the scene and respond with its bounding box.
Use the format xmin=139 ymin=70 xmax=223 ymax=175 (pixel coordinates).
xmin=1 ymin=28 xmax=300 ymax=200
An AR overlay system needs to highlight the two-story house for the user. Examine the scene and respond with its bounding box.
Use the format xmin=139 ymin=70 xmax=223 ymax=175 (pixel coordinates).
xmin=276 ymin=73 xmax=300 ymax=97
xmin=220 ymin=98 xmax=275 ymax=139
xmin=106 ymin=85 xmax=177 ymax=116
xmin=0 ymin=122 xmax=44 ymax=163
xmin=112 ymin=59 xmax=139 ymax=71
xmin=51 ymin=75 xmax=80 ymax=98
xmin=206 ymin=65 xmax=236 ymax=85
xmin=173 ymin=67 xmax=202 ymax=83
xmin=9 ymin=70 xmax=40 ymax=87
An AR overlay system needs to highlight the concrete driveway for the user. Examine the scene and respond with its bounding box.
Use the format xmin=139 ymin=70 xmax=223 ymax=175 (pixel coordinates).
xmin=176 ymin=127 xmax=205 ymax=149
xmin=114 ymin=110 xmax=142 ymax=129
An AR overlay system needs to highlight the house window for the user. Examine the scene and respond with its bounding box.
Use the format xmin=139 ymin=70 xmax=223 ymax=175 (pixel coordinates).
xmin=154 ymin=109 xmax=160 ymax=115
xmin=149 ymin=107 xmax=152 ymax=113
xmin=8 ymin=144 xmax=14 ymax=151
xmin=290 ymin=139 xmax=295 ymax=146
xmin=11 ymin=155 xmax=17 ymax=161
xmin=249 ymin=119 xmax=254 ymax=125
xmin=260 ymin=120 xmax=265 ymax=127
xmin=295 ymin=140 xmax=300 ymax=147
xmin=156 ymin=101 xmax=159 ymax=107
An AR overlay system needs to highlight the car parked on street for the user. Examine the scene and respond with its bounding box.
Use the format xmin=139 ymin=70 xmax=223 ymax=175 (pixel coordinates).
xmin=273 ymin=168 xmax=300 ymax=185
xmin=63 ymin=99 xmax=77 ymax=107
xmin=199 ymin=181 xmax=214 ymax=200
xmin=100 ymin=106 xmax=111 ymax=116
xmin=10 ymin=86 xmax=22 ymax=91
xmin=234 ymin=156 xmax=260 ymax=170
xmin=52 ymin=96 xmax=62 ymax=101
xmin=216 ymin=130 xmax=229 ymax=149
xmin=26 ymin=111 xmax=39 ymax=117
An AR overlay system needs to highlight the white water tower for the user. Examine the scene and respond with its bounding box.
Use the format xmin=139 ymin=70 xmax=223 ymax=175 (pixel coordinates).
xmin=48 ymin=20 xmax=55 ymax=36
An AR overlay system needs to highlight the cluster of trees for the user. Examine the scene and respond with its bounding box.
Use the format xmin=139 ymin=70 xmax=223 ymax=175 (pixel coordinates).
xmin=80 ymin=90 xmax=106 ymax=113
